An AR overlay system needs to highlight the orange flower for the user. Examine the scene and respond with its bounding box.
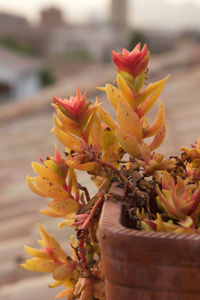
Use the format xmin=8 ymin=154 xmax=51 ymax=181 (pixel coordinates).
xmin=111 ymin=43 xmax=149 ymax=77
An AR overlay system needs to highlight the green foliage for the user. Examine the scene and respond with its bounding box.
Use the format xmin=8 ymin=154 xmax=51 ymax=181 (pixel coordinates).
xmin=127 ymin=30 xmax=148 ymax=52
xmin=0 ymin=36 xmax=37 ymax=57
xmin=40 ymin=68 xmax=55 ymax=87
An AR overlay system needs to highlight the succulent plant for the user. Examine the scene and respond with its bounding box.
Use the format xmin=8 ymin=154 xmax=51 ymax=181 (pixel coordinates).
xmin=21 ymin=43 xmax=200 ymax=300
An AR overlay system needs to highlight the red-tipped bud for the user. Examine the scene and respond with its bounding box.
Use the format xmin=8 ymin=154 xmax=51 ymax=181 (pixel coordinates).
xmin=111 ymin=43 xmax=149 ymax=77
xmin=53 ymin=88 xmax=87 ymax=120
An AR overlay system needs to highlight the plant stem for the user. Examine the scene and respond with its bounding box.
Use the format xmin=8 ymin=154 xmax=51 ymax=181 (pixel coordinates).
xmin=96 ymin=158 xmax=117 ymax=171
xmin=82 ymin=194 xmax=104 ymax=229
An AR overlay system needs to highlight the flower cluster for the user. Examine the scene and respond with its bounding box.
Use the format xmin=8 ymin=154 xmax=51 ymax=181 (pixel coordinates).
xmin=22 ymin=43 xmax=200 ymax=299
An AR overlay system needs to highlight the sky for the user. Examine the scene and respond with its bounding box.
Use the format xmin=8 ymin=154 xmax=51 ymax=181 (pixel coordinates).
xmin=0 ymin=0 xmax=199 ymax=28
xmin=0 ymin=0 xmax=109 ymax=23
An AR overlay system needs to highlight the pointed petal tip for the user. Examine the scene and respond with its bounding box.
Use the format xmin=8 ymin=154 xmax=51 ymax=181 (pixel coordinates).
xmin=96 ymin=86 xmax=106 ymax=91
xmin=20 ymin=263 xmax=26 ymax=269
xmin=163 ymin=74 xmax=171 ymax=82
xmin=51 ymin=126 xmax=55 ymax=133
xmin=37 ymin=223 xmax=43 ymax=231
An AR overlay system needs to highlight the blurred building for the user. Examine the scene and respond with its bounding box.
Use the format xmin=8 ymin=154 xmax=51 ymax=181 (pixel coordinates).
xmin=0 ymin=12 xmax=29 ymax=35
xmin=109 ymin=0 xmax=129 ymax=52
xmin=0 ymin=47 xmax=43 ymax=102
xmin=40 ymin=7 xmax=66 ymax=29
xmin=45 ymin=24 xmax=116 ymax=61
xmin=0 ymin=3 xmax=131 ymax=61
xmin=110 ymin=0 xmax=128 ymax=30
xmin=37 ymin=1 xmax=130 ymax=60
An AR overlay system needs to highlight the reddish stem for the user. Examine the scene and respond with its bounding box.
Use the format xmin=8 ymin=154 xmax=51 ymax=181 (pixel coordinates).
xmin=78 ymin=230 xmax=90 ymax=275
xmin=82 ymin=194 xmax=104 ymax=229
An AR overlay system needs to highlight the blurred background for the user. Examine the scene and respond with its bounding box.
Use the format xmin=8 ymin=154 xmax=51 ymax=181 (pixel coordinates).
xmin=0 ymin=0 xmax=200 ymax=299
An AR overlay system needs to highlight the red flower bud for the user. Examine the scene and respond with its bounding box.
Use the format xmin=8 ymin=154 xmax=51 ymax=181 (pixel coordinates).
xmin=111 ymin=43 xmax=149 ymax=77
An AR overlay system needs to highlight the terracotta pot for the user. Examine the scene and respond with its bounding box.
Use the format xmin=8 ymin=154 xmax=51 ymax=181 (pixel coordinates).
xmin=99 ymin=199 xmax=200 ymax=300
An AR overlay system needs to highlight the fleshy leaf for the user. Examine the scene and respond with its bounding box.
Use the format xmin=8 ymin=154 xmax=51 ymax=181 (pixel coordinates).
xmin=44 ymin=160 xmax=63 ymax=177
xmin=90 ymin=114 xmax=101 ymax=154
xmin=102 ymin=143 xmax=121 ymax=167
xmin=53 ymin=264 xmax=74 ymax=281
xmin=116 ymin=73 xmax=137 ymax=109
xmin=40 ymin=209 xmax=63 ymax=218
xmin=104 ymin=84 xmax=128 ymax=110
xmin=38 ymin=224 xmax=67 ymax=262
xmin=52 ymin=125 xmax=82 ymax=152
xmin=115 ymin=127 xmax=140 ymax=157
xmin=137 ymin=76 xmax=169 ymax=117
xmin=21 ymin=258 xmax=57 ymax=273
xmin=98 ymin=106 xmax=117 ymax=131
xmin=26 ymin=175 xmax=46 ymax=197
xmin=59 ymin=215 xmax=76 ymax=229
xmin=34 ymin=177 xmax=69 ymax=199
xmin=56 ymin=288 xmax=74 ymax=299
xmin=101 ymin=127 xmax=116 ymax=150
xmin=136 ymin=76 xmax=170 ymax=105
xmin=144 ymin=100 xmax=166 ymax=138
xmin=24 ymin=246 xmax=52 ymax=259
xmin=32 ymin=162 xmax=64 ymax=184
xmin=48 ymin=198 xmax=79 ymax=215
xmin=56 ymin=108 xmax=81 ymax=136
xmin=117 ymin=101 xmax=142 ymax=143
xmin=149 ymin=119 xmax=166 ymax=151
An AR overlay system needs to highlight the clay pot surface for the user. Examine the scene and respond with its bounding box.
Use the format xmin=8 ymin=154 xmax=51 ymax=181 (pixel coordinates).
xmin=99 ymin=199 xmax=200 ymax=300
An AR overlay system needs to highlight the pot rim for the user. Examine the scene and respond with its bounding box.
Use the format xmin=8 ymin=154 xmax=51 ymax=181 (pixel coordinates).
xmin=99 ymin=198 xmax=200 ymax=243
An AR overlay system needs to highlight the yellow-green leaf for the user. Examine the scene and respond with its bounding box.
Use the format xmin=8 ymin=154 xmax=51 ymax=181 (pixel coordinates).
xmin=134 ymin=72 xmax=145 ymax=92
xmin=52 ymin=125 xmax=82 ymax=152
xmin=40 ymin=209 xmax=63 ymax=218
xmin=59 ymin=216 xmax=75 ymax=229
xmin=24 ymin=246 xmax=52 ymax=259
xmin=105 ymin=84 xmax=128 ymax=110
xmin=117 ymin=73 xmax=137 ymax=109
xmin=38 ymin=224 xmax=67 ymax=262
xmin=90 ymin=115 xmax=101 ymax=152
xmin=137 ymin=76 xmax=169 ymax=117
xmin=98 ymin=107 xmax=117 ymax=132
xmin=48 ymin=198 xmax=79 ymax=215
xmin=102 ymin=143 xmax=121 ymax=167
xmin=56 ymin=108 xmax=81 ymax=136
xmin=34 ymin=177 xmax=69 ymax=199
xmin=56 ymin=288 xmax=74 ymax=299
xmin=44 ymin=160 xmax=63 ymax=177
xmin=53 ymin=264 xmax=74 ymax=281
xmin=101 ymin=127 xmax=116 ymax=150
xmin=49 ymin=280 xmax=63 ymax=288
xmin=32 ymin=162 xmax=64 ymax=184
xmin=144 ymin=100 xmax=165 ymax=138
xmin=149 ymin=119 xmax=166 ymax=151
xmin=117 ymin=101 xmax=142 ymax=143
xmin=53 ymin=113 xmax=65 ymax=131
xmin=83 ymin=109 xmax=97 ymax=142
xmin=115 ymin=127 xmax=140 ymax=157
xmin=26 ymin=175 xmax=46 ymax=197
xmin=21 ymin=258 xmax=57 ymax=273
xmin=136 ymin=75 xmax=170 ymax=105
